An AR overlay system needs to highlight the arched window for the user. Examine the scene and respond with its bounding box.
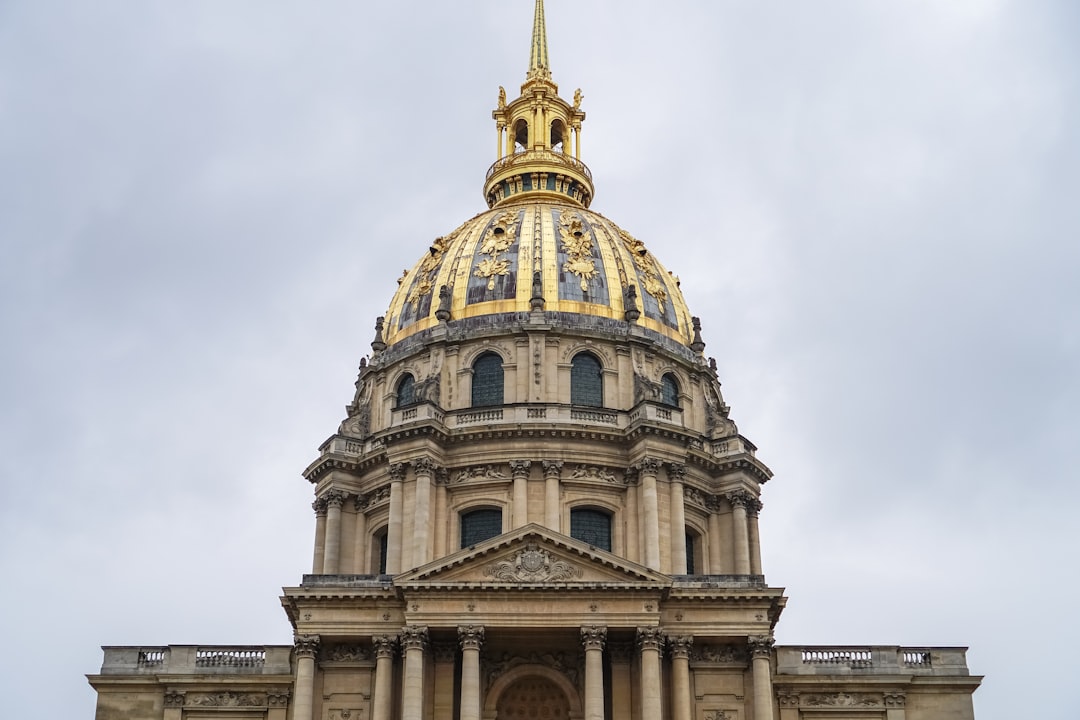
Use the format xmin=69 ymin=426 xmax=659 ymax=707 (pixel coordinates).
xmin=471 ymin=352 xmax=504 ymax=407
xmin=570 ymin=352 xmax=603 ymax=407
xmin=461 ymin=508 xmax=503 ymax=548
xmin=550 ymin=119 xmax=567 ymax=153
xmin=661 ymin=373 xmax=680 ymax=407
xmin=513 ymin=119 xmax=529 ymax=153
xmin=396 ymin=374 xmax=415 ymax=407
xmin=570 ymin=508 xmax=611 ymax=551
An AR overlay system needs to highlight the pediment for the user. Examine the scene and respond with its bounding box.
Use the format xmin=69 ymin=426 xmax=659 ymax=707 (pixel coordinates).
xmin=395 ymin=524 xmax=671 ymax=589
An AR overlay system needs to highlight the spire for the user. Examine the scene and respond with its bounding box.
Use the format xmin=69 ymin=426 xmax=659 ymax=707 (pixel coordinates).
xmin=527 ymin=0 xmax=551 ymax=81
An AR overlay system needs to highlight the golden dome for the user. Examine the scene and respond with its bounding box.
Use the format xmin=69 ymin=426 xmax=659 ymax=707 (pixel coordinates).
xmin=379 ymin=0 xmax=697 ymax=351
xmin=383 ymin=200 xmax=695 ymax=347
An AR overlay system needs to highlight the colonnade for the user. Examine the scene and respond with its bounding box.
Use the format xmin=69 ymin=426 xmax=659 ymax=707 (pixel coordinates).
xmin=290 ymin=629 xmax=776 ymax=720
xmin=311 ymin=457 xmax=763 ymax=577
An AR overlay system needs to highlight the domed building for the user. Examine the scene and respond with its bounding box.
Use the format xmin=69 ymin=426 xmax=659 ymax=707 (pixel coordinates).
xmin=88 ymin=3 xmax=980 ymax=720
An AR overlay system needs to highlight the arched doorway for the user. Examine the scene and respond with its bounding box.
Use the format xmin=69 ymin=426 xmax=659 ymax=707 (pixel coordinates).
xmin=496 ymin=675 xmax=572 ymax=720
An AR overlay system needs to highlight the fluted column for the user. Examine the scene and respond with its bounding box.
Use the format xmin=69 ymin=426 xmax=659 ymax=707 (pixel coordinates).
xmin=543 ymin=460 xmax=563 ymax=531
xmin=728 ymin=491 xmax=752 ymax=575
xmin=458 ymin=626 xmax=485 ymax=720
xmin=311 ymin=498 xmax=327 ymax=574
xmin=293 ymin=635 xmax=320 ymax=720
xmin=639 ymin=458 xmax=662 ymax=569
xmin=353 ymin=496 xmax=369 ymax=573
xmin=637 ymin=627 xmax=664 ymax=720
xmin=372 ymin=635 xmax=397 ymax=720
xmin=669 ymin=636 xmax=693 ymax=720
xmin=322 ymin=491 xmax=346 ymax=574
xmin=511 ymin=460 xmax=531 ymax=528
xmin=413 ymin=458 xmax=439 ymax=568
xmin=401 ymin=626 xmax=429 ymax=720
xmin=706 ymin=496 xmax=723 ymax=573
xmin=748 ymin=635 xmax=775 ymax=720
xmin=386 ymin=464 xmax=406 ymax=574
xmin=669 ymin=464 xmax=688 ymax=574
xmin=624 ymin=469 xmax=640 ymax=563
xmin=581 ymin=626 xmax=607 ymax=720
xmin=748 ymin=499 xmax=763 ymax=576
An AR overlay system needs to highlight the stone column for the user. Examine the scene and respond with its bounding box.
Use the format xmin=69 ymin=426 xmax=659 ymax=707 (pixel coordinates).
xmin=543 ymin=460 xmax=563 ymax=532
xmin=386 ymin=464 xmax=406 ymax=574
xmin=748 ymin=499 xmax=763 ymax=576
xmin=267 ymin=691 xmax=290 ymax=720
xmin=748 ymin=635 xmax=775 ymax=720
xmin=608 ymin=641 xmax=633 ymax=720
xmin=372 ymin=635 xmax=397 ymax=720
xmin=885 ymin=692 xmax=907 ymax=720
xmin=510 ymin=460 xmax=531 ymax=529
xmin=163 ymin=691 xmax=184 ymax=720
xmin=400 ymin=626 xmax=428 ymax=720
xmin=322 ymin=490 xmax=345 ymax=575
xmin=458 ymin=626 xmax=485 ymax=720
xmin=669 ymin=636 xmax=693 ymax=720
xmin=669 ymin=464 xmax=688 ymax=574
xmin=637 ymin=627 xmax=664 ymax=720
xmin=728 ymin=491 xmax=752 ymax=575
xmin=412 ymin=458 xmax=438 ymax=568
xmin=639 ymin=458 xmax=662 ymax=569
xmin=581 ymin=626 xmax=607 ymax=720
xmin=706 ymin=496 xmax=723 ymax=573
xmin=353 ymin=496 xmax=369 ymax=573
xmin=292 ymin=635 xmax=320 ymax=720
xmin=311 ymin=498 xmax=327 ymax=574
xmin=624 ymin=469 xmax=640 ymax=563
xmin=434 ymin=470 xmax=449 ymax=559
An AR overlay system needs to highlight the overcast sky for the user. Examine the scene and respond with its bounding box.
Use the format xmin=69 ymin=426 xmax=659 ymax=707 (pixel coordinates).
xmin=1 ymin=2 xmax=1077 ymax=718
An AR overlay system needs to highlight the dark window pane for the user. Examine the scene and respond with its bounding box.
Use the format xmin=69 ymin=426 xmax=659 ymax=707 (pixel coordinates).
xmin=685 ymin=531 xmax=695 ymax=574
xmin=396 ymin=374 xmax=415 ymax=407
xmin=461 ymin=508 xmax=503 ymax=548
xmin=471 ymin=353 xmax=504 ymax=407
xmin=570 ymin=508 xmax=611 ymax=551
xmin=661 ymin=374 xmax=680 ymax=407
xmin=376 ymin=531 xmax=388 ymax=574
xmin=571 ymin=353 xmax=603 ymax=407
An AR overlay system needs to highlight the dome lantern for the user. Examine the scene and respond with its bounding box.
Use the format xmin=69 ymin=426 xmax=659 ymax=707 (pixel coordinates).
xmin=486 ymin=0 xmax=593 ymax=209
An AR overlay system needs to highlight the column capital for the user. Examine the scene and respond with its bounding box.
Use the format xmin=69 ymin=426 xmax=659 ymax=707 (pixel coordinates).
xmin=637 ymin=457 xmax=662 ymax=476
xmin=267 ymin=692 xmax=291 ymax=708
xmin=542 ymin=460 xmax=563 ymax=479
xmin=668 ymin=635 xmax=694 ymax=659
xmin=412 ymin=457 xmax=442 ymax=477
xmin=400 ymin=625 xmax=429 ymax=651
xmin=458 ymin=625 xmax=486 ymax=651
xmin=312 ymin=498 xmax=328 ymax=516
xmin=747 ymin=635 xmax=774 ymax=659
xmin=884 ymin=692 xmax=907 ymax=708
xmin=623 ymin=466 xmax=639 ymax=486
xmin=324 ymin=490 xmax=346 ymax=509
xmin=164 ymin=690 xmax=185 ymax=708
xmin=667 ymin=463 xmax=688 ymax=483
xmin=636 ymin=626 xmax=665 ymax=652
xmin=510 ymin=460 xmax=532 ymax=479
xmin=580 ymin=625 xmax=607 ymax=651
xmin=372 ymin=635 xmax=398 ymax=659
xmin=294 ymin=634 xmax=321 ymax=659
xmin=747 ymin=498 xmax=763 ymax=516
xmin=727 ymin=490 xmax=754 ymax=509
xmin=389 ymin=463 xmax=407 ymax=483
xmin=776 ymin=692 xmax=800 ymax=708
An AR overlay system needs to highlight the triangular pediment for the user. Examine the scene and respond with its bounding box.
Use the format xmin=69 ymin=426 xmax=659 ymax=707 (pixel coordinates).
xmin=395 ymin=524 xmax=671 ymax=589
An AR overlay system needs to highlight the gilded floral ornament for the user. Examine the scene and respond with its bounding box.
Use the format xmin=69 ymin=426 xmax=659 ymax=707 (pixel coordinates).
xmin=407 ymin=236 xmax=451 ymax=305
xmin=559 ymin=210 xmax=597 ymax=292
xmin=617 ymin=228 xmax=667 ymax=312
xmin=474 ymin=211 xmax=519 ymax=291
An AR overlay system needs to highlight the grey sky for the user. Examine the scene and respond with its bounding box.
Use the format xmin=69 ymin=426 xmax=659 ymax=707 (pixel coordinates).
xmin=1 ymin=2 xmax=1076 ymax=718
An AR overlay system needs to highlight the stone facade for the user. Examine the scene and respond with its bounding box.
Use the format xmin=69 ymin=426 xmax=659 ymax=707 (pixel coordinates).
xmin=87 ymin=3 xmax=980 ymax=719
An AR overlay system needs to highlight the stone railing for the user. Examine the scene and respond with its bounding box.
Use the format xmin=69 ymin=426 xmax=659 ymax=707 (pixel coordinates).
xmin=100 ymin=646 xmax=293 ymax=675
xmin=672 ymin=574 xmax=767 ymax=589
xmin=301 ymin=574 xmax=395 ymax=588
xmin=775 ymin=646 xmax=972 ymax=677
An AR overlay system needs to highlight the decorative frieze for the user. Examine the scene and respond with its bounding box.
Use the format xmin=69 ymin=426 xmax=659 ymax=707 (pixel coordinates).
xmin=454 ymin=465 xmax=509 ymax=483
xmin=187 ymin=692 xmax=266 ymax=707
xmin=568 ymin=465 xmax=617 ymax=482
xmin=322 ymin=644 xmax=371 ymax=662
xmin=802 ymin=693 xmax=882 ymax=707
xmin=691 ymin=644 xmax=749 ymax=665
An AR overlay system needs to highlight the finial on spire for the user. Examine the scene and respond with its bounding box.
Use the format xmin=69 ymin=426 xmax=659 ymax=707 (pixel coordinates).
xmin=528 ymin=0 xmax=551 ymax=80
